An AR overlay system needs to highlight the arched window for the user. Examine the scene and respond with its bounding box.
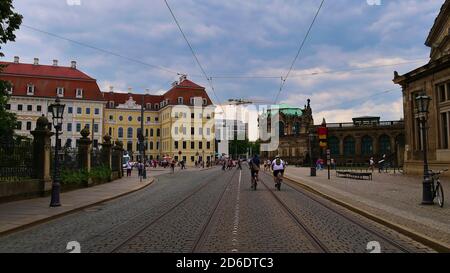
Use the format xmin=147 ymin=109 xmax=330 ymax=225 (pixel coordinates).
xmin=293 ymin=122 xmax=301 ymax=136
xmin=118 ymin=127 xmax=123 ymax=138
xmin=379 ymin=135 xmax=391 ymax=155
xmin=150 ymin=128 xmax=154 ymax=137
xmin=279 ymin=121 xmax=285 ymax=137
xmin=361 ymin=136 xmax=373 ymax=155
xmin=127 ymin=127 xmax=133 ymax=139
xmin=344 ymin=136 xmax=355 ymax=156
xmin=329 ymin=136 xmax=340 ymax=155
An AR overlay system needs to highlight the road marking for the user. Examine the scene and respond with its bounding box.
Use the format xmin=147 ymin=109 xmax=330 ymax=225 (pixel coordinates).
xmin=231 ymin=170 xmax=242 ymax=252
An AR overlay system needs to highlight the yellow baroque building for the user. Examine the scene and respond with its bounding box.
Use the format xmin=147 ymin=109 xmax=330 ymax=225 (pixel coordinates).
xmin=103 ymin=76 xmax=215 ymax=165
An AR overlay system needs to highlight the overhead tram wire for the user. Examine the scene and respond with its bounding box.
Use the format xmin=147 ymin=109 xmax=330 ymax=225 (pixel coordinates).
xmin=273 ymin=0 xmax=325 ymax=104
xmin=163 ymin=0 xmax=223 ymax=109
xmin=21 ymin=24 xmax=186 ymax=76
xmin=209 ymin=58 xmax=427 ymax=80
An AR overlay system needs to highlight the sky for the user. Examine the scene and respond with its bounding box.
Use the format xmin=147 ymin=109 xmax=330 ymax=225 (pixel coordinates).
xmin=2 ymin=0 xmax=444 ymax=125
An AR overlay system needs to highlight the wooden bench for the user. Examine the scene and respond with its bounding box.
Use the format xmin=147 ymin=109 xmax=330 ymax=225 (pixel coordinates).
xmin=336 ymin=171 xmax=372 ymax=180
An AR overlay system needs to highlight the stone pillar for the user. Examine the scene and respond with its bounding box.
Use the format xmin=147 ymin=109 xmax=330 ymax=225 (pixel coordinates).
xmin=78 ymin=126 xmax=93 ymax=186
xmin=31 ymin=115 xmax=54 ymax=196
xmin=101 ymin=134 xmax=113 ymax=169
xmin=113 ymin=140 xmax=124 ymax=178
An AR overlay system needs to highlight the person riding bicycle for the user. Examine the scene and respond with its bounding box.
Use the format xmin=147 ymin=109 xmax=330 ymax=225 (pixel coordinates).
xmin=271 ymin=155 xmax=286 ymax=184
xmin=249 ymin=154 xmax=261 ymax=181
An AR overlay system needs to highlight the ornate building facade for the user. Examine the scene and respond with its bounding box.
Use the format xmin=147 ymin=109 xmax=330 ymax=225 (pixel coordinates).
xmin=103 ymin=75 xmax=216 ymax=165
xmin=394 ymin=0 xmax=450 ymax=175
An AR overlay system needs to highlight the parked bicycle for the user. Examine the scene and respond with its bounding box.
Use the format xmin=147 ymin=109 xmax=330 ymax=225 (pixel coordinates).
xmin=429 ymin=169 xmax=447 ymax=208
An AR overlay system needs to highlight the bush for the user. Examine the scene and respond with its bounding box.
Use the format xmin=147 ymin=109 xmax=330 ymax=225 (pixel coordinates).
xmin=61 ymin=169 xmax=89 ymax=186
xmin=89 ymin=166 xmax=112 ymax=183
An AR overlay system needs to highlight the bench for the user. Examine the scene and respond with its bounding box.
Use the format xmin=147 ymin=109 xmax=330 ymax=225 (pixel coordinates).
xmin=336 ymin=171 xmax=372 ymax=180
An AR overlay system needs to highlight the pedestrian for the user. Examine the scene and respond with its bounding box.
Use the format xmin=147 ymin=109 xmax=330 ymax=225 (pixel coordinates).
xmin=171 ymin=160 xmax=176 ymax=174
xmin=126 ymin=161 xmax=132 ymax=177
xmin=316 ymin=158 xmax=322 ymax=171
xmin=331 ymin=158 xmax=336 ymax=170
xmin=368 ymin=157 xmax=375 ymax=172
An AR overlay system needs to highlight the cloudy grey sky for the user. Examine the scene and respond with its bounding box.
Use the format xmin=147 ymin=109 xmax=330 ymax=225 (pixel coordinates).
xmin=2 ymin=0 xmax=443 ymax=124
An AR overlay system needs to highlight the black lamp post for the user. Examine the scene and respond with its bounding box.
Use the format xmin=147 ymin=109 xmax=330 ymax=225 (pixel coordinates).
xmin=49 ymin=97 xmax=65 ymax=207
xmin=309 ymin=133 xmax=316 ymax=177
xmin=416 ymin=95 xmax=433 ymax=205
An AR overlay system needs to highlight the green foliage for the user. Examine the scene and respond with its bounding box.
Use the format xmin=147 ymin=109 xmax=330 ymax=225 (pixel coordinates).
xmin=0 ymin=1 xmax=23 ymax=142
xmin=229 ymin=139 xmax=261 ymax=159
xmin=61 ymin=169 xmax=90 ymax=186
xmin=61 ymin=166 xmax=112 ymax=186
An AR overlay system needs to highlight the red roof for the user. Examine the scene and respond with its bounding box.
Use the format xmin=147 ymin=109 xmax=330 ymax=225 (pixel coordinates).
xmin=0 ymin=61 xmax=104 ymax=101
xmin=103 ymin=78 xmax=213 ymax=108
xmin=0 ymin=61 xmax=94 ymax=80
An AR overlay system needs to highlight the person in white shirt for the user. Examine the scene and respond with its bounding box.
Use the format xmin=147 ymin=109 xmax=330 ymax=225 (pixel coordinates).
xmin=271 ymin=155 xmax=286 ymax=183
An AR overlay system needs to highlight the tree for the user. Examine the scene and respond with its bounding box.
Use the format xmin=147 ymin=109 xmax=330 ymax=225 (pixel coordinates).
xmin=0 ymin=0 xmax=22 ymax=142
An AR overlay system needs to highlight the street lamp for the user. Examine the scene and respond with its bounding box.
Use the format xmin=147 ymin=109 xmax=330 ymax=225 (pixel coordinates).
xmin=49 ymin=97 xmax=65 ymax=207
xmin=416 ymin=95 xmax=433 ymax=205
xmin=309 ymin=133 xmax=316 ymax=177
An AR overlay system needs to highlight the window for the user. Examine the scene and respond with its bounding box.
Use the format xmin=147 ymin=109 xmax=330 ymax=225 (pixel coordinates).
xmin=207 ymin=142 xmax=210 ymax=149
xmin=178 ymin=97 xmax=184 ymax=104
xmin=156 ymin=142 xmax=159 ymax=150
xmin=150 ymin=129 xmax=154 ymax=137
xmin=147 ymin=117 xmax=151 ymax=122
xmin=191 ymin=127 xmax=195 ymax=135
xmin=27 ymin=105 xmax=32 ymax=111
xmin=68 ymin=107 xmax=73 ymax=114
xmin=154 ymin=103 xmax=159 ymax=110
xmin=137 ymin=116 xmax=141 ymax=122
xmin=86 ymin=108 xmax=91 ymax=115
xmin=5 ymin=84 xmax=13 ymax=94
xmin=441 ymin=112 xmax=449 ymax=149
xmin=191 ymin=142 xmax=195 ymax=149
xmin=109 ymin=115 xmax=114 ymax=121
xmin=76 ymin=123 xmax=81 ymax=132
xmin=198 ymin=127 xmax=203 ymax=136
xmin=438 ymin=84 xmax=446 ymax=102
xmin=37 ymin=105 xmax=42 ymax=112
xmin=18 ymin=104 xmax=23 ymax=111
xmin=137 ymin=128 xmax=142 ymax=138
xmin=328 ymin=136 xmax=340 ymax=155
xmin=127 ymin=128 xmax=133 ymax=139
xmin=26 ymin=122 xmax=32 ymax=131
xmin=128 ymin=116 xmax=133 ymax=122
xmin=145 ymin=129 xmax=148 ymax=137
xmin=76 ymin=88 xmax=83 ymax=98
xmin=157 ymin=129 xmax=160 ymax=137
xmin=94 ymin=123 xmax=99 ymax=133
xmin=279 ymin=121 xmax=285 ymax=136
xmin=150 ymin=142 xmax=154 ymax=150
xmin=379 ymin=135 xmax=391 ymax=155
xmin=207 ymin=128 xmax=211 ymax=136
xmin=191 ymin=113 xmax=195 ymax=119
xmin=146 ymin=103 xmax=151 ymax=110
xmin=343 ymin=136 xmax=355 ymax=156
xmin=183 ymin=141 xmax=187 ymax=149
xmin=155 ymin=117 xmax=159 ymax=122
xmin=67 ymin=123 xmax=72 ymax=132
xmin=95 ymin=108 xmax=100 ymax=115
xmin=109 ymin=101 xmax=114 ymax=108
xmin=57 ymin=87 xmax=64 ymax=97
xmin=199 ymin=142 xmax=203 ymax=149
xmin=190 ymin=97 xmax=194 ymax=105
xmin=191 ymin=156 xmax=195 ymax=162
xmin=85 ymin=124 xmax=90 ymax=130
xmin=27 ymin=84 xmax=34 ymax=95
xmin=17 ymin=121 xmax=22 ymax=130
xmin=203 ymin=98 xmax=207 ymax=106
xmin=361 ymin=136 xmax=373 ymax=155
xmin=109 ymin=127 xmax=112 ymax=136
xmin=118 ymin=127 xmax=124 ymax=138
xmin=119 ymin=116 xmax=123 ymax=121
xmin=77 ymin=107 xmax=82 ymax=114
xmin=175 ymin=141 xmax=179 ymax=149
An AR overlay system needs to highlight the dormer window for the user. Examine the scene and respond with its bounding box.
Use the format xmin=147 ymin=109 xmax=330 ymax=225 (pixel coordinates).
xmin=76 ymin=88 xmax=83 ymax=98
xmin=203 ymin=98 xmax=207 ymax=106
xmin=27 ymin=84 xmax=35 ymax=95
xmin=190 ymin=97 xmax=194 ymax=105
xmin=5 ymin=84 xmax=13 ymax=94
xmin=108 ymin=101 xmax=115 ymax=108
xmin=178 ymin=97 xmax=183 ymax=104
xmin=57 ymin=87 xmax=64 ymax=97
xmin=146 ymin=103 xmax=151 ymax=110
xmin=154 ymin=103 xmax=159 ymax=110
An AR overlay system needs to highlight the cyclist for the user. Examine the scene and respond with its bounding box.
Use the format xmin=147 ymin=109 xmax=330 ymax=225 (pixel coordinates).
xmin=271 ymin=155 xmax=286 ymax=185
xmin=249 ymin=154 xmax=261 ymax=185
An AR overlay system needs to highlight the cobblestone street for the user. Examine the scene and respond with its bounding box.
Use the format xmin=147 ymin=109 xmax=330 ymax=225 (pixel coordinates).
xmin=0 ymin=166 xmax=437 ymax=253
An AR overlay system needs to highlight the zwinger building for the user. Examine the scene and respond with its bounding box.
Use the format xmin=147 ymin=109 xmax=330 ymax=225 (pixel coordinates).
xmin=394 ymin=0 xmax=450 ymax=175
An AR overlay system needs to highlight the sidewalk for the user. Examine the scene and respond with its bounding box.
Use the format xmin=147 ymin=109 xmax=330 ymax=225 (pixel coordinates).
xmin=0 ymin=172 xmax=158 ymax=236
xmin=284 ymin=167 xmax=450 ymax=250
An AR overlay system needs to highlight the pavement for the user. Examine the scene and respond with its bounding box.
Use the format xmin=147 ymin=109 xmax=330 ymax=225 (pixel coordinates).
xmin=0 ymin=169 xmax=165 ymax=236
xmin=0 ymin=166 xmax=434 ymax=253
xmin=283 ymin=167 xmax=450 ymax=250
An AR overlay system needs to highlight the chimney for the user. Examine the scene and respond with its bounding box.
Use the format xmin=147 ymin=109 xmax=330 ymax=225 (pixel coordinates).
xmin=128 ymin=87 xmax=132 ymax=94
xmin=53 ymin=59 xmax=58 ymax=66
xmin=109 ymin=86 xmax=114 ymax=93
xmin=33 ymin=58 xmax=39 ymax=65
xmin=179 ymin=74 xmax=187 ymax=82
xmin=145 ymin=88 xmax=150 ymax=95
xmin=71 ymin=61 xmax=77 ymax=69
xmin=171 ymin=81 xmax=178 ymax=87
xmin=13 ymin=56 xmax=19 ymax=64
